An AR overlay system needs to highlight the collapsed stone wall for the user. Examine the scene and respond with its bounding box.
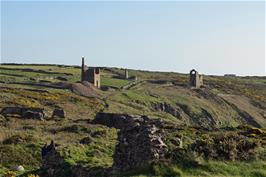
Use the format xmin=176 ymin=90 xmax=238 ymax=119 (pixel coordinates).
xmin=93 ymin=113 xmax=168 ymax=172
xmin=113 ymin=118 xmax=168 ymax=172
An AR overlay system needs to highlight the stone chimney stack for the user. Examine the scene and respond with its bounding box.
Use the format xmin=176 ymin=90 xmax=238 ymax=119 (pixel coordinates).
xmin=125 ymin=69 xmax=129 ymax=79
xmin=81 ymin=57 xmax=85 ymax=81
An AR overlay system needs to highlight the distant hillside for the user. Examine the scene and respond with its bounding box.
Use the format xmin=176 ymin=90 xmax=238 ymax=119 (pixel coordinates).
xmin=0 ymin=64 xmax=265 ymax=177
xmin=2 ymin=63 xmax=265 ymax=128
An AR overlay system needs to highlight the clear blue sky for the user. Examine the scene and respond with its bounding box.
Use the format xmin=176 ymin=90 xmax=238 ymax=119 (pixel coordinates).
xmin=1 ymin=1 xmax=265 ymax=76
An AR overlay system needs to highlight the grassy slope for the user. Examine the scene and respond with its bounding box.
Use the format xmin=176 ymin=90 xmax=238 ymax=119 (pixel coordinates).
xmin=126 ymin=160 xmax=266 ymax=177
xmin=0 ymin=64 xmax=265 ymax=176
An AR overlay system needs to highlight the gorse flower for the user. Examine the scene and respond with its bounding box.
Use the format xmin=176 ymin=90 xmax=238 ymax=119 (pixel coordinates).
xmin=27 ymin=174 xmax=40 ymax=177
xmin=4 ymin=171 xmax=16 ymax=177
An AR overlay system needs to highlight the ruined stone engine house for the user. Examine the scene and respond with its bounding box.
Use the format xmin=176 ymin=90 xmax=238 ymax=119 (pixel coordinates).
xmin=189 ymin=69 xmax=203 ymax=88
xmin=81 ymin=57 xmax=101 ymax=88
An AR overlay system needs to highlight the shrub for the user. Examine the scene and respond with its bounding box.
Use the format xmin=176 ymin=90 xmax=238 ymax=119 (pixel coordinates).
xmin=250 ymin=170 xmax=266 ymax=177
xmin=3 ymin=171 xmax=16 ymax=177
xmin=3 ymin=134 xmax=35 ymax=145
xmin=191 ymin=133 xmax=260 ymax=161
xmin=0 ymin=144 xmax=41 ymax=167
xmin=27 ymin=174 xmax=40 ymax=177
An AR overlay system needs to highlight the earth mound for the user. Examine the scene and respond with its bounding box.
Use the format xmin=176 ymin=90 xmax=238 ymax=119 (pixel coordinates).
xmin=70 ymin=82 xmax=98 ymax=97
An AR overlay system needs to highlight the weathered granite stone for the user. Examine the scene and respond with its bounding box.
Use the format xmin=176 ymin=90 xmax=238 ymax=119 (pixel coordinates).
xmin=93 ymin=112 xmax=168 ymax=172
xmin=0 ymin=107 xmax=45 ymax=120
xmin=52 ymin=108 xmax=65 ymax=118
xmin=113 ymin=119 xmax=168 ymax=172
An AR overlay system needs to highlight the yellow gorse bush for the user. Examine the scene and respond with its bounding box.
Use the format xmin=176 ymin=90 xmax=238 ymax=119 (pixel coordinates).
xmin=4 ymin=171 xmax=16 ymax=177
xmin=27 ymin=174 xmax=40 ymax=177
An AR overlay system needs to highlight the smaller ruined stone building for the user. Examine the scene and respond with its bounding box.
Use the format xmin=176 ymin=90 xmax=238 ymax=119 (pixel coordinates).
xmin=125 ymin=69 xmax=129 ymax=79
xmin=189 ymin=69 xmax=203 ymax=88
xmin=81 ymin=57 xmax=101 ymax=88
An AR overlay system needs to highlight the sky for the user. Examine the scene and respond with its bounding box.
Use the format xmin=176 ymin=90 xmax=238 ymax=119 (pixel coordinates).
xmin=1 ymin=1 xmax=265 ymax=76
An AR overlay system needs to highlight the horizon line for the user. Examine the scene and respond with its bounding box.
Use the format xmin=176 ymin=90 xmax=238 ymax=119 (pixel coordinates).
xmin=1 ymin=62 xmax=265 ymax=77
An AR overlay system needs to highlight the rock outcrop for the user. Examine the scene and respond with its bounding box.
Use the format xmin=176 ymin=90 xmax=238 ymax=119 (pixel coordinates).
xmin=152 ymin=102 xmax=182 ymax=119
xmin=0 ymin=107 xmax=45 ymax=120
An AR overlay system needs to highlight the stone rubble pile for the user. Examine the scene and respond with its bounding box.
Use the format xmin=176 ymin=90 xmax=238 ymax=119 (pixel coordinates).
xmin=111 ymin=114 xmax=168 ymax=172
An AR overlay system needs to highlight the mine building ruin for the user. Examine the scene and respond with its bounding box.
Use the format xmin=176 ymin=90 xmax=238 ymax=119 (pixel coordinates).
xmin=125 ymin=69 xmax=129 ymax=79
xmin=189 ymin=69 xmax=203 ymax=88
xmin=81 ymin=57 xmax=101 ymax=88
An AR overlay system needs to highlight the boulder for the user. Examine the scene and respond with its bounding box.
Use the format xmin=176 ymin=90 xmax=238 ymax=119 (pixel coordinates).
xmin=52 ymin=108 xmax=65 ymax=118
xmin=12 ymin=165 xmax=25 ymax=171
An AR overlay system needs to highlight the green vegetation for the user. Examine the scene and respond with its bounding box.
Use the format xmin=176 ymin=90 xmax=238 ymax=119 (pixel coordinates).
xmin=62 ymin=127 xmax=117 ymax=168
xmin=120 ymin=161 xmax=266 ymax=177
xmin=0 ymin=64 xmax=265 ymax=176
xmin=101 ymin=77 xmax=131 ymax=89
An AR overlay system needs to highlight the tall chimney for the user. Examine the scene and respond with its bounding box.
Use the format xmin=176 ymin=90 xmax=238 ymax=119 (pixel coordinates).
xmin=81 ymin=57 xmax=85 ymax=81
